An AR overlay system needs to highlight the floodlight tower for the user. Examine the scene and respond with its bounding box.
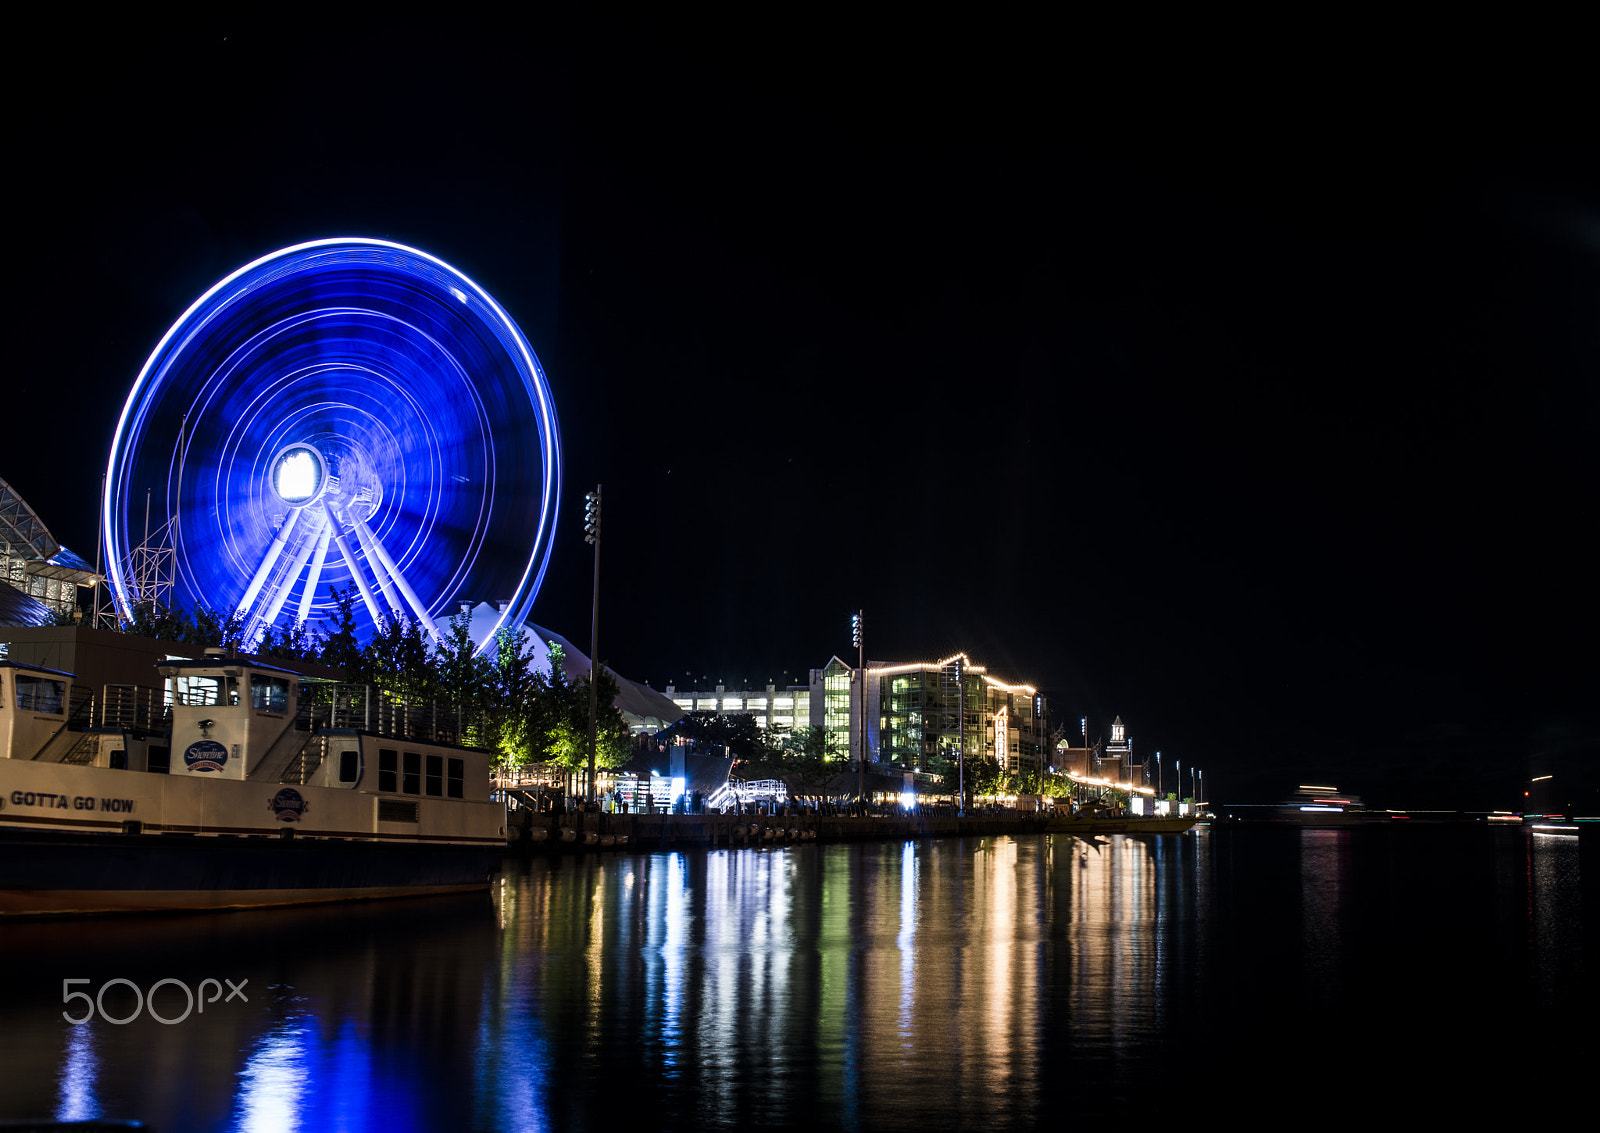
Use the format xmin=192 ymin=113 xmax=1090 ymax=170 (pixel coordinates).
xmin=852 ymin=611 xmax=864 ymax=807
xmin=585 ymin=485 xmax=602 ymax=802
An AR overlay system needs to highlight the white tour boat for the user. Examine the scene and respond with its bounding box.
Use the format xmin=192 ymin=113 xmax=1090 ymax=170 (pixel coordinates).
xmin=1 ymin=649 xmax=505 ymax=916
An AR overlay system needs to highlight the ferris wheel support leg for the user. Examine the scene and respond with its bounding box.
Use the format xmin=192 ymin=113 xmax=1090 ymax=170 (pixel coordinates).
xmin=352 ymin=515 xmax=443 ymax=644
xmin=296 ymin=529 xmax=333 ymax=628
xmin=253 ymin=510 xmax=326 ymax=642
xmin=234 ymin=507 xmax=302 ymax=621
xmin=349 ymin=513 xmax=407 ymax=620
xmin=329 ymin=524 xmax=385 ymax=627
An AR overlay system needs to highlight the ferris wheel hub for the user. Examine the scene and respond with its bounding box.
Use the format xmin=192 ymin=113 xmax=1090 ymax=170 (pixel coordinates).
xmin=269 ymin=443 xmax=328 ymax=506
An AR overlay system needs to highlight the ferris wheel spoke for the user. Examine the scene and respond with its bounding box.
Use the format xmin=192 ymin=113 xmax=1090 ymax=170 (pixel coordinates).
xmin=352 ymin=514 xmax=443 ymax=644
xmin=347 ymin=508 xmax=406 ymax=620
xmin=329 ymin=524 xmax=385 ymax=626
xmin=296 ymin=528 xmax=332 ymax=628
xmin=252 ymin=509 xmax=327 ymax=642
xmin=234 ymin=507 xmax=303 ymax=622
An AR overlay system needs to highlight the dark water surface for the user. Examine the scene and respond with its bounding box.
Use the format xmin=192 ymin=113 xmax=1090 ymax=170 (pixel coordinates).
xmin=0 ymin=828 xmax=1589 ymax=1130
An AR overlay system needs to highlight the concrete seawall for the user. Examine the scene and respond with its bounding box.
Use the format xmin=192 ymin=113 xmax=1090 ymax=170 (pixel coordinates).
xmin=509 ymin=810 xmax=1050 ymax=850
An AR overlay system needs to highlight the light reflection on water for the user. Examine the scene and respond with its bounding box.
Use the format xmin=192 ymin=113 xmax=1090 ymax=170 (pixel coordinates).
xmin=55 ymin=1015 xmax=99 ymax=1123
xmin=0 ymin=829 xmax=1588 ymax=1130
xmin=234 ymin=1022 xmax=307 ymax=1133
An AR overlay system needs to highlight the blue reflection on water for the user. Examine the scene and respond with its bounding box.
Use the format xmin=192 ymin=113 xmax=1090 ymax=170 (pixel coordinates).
xmin=55 ymin=1022 xmax=99 ymax=1123
xmin=234 ymin=1020 xmax=309 ymax=1132
xmin=474 ymin=1001 xmax=550 ymax=1133
xmin=645 ymin=851 xmax=689 ymax=1077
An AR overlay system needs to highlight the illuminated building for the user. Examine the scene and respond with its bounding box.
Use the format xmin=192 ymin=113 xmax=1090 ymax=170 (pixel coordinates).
xmin=1 ymin=477 xmax=102 ymax=626
xmin=663 ymin=681 xmax=813 ymax=732
xmin=1101 ymin=715 xmax=1132 ymax=783
xmin=667 ymin=653 xmax=1048 ymax=776
xmin=863 ymin=654 xmax=1047 ymax=776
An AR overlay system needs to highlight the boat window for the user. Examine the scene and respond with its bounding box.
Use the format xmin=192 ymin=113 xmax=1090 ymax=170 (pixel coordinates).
xmin=402 ymin=751 xmax=421 ymax=795
xmin=147 ymin=747 xmax=170 ymax=774
xmin=425 ymin=754 xmax=443 ymax=796
xmin=109 ymin=749 xmax=127 ymax=770
xmin=447 ymin=758 xmax=464 ymax=799
xmin=15 ymin=675 xmax=66 ymax=714
xmin=250 ymin=674 xmax=291 ymax=714
xmin=173 ymin=675 xmax=237 ymax=707
xmin=379 ymin=749 xmax=397 ymax=792
xmin=338 ymin=749 xmax=361 ymax=785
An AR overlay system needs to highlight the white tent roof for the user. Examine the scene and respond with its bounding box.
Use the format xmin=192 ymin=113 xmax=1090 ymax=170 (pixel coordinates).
xmin=437 ymin=602 xmax=683 ymax=732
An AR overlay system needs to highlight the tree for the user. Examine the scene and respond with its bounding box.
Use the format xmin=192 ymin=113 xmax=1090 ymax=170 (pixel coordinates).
xmin=968 ymin=754 xmax=1004 ymax=798
xmin=122 ymin=602 xmax=190 ymax=642
xmin=575 ymin=667 xmax=632 ymax=772
xmin=316 ymin=584 xmax=363 ymax=675
xmin=436 ymin=606 xmax=493 ymax=746
xmin=667 ymin=711 xmax=770 ymax=761
xmin=489 ymin=628 xmax=545 ymax=766
xmin=187 ymin=604 xmax=248 ymax=651
xmin=360 ymin=610 xmax=437 ymax=700
xmin=121 ymin=601 xmax=244 ymax=648
xmin=539 ymin=653 xmax=630 ymax=773
xmin=778 ymin=725 xmax=840 ymax=792
xmin=256 ymin=618 xmax=322 ymax=662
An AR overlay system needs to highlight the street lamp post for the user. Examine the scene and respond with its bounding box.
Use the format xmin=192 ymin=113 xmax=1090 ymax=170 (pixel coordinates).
xmin=957 ymin=655 xmax=966 ymax=816
xmin=584 ymin=486 xmax=602 ymax=803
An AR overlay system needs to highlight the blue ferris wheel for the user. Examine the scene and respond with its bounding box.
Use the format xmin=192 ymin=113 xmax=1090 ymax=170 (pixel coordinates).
xmin=104 ymin=238 xmax=562 ymax=653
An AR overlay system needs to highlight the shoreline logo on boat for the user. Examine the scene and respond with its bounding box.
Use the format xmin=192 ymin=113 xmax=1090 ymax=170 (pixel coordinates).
xmin=183 ymin=740 xmax=229 ymax=773
xmin=269 ymin=788 xmax=308 ymax=823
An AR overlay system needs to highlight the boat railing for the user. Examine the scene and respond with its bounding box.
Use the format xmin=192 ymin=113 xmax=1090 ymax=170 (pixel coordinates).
xmin=311 ymin=683 xmax=491 ymax=749
xmin=494 ymin=763 xmax=565 ymax=791
xmin=279 ymin=734 xmax=328 ymax=785
xmin=99 ymin=684 xmax=165 ymax=730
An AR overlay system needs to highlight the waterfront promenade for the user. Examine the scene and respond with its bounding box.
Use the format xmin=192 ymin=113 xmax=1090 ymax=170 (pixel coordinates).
xmin=509 ymin=807 xmax=1050 ymax=849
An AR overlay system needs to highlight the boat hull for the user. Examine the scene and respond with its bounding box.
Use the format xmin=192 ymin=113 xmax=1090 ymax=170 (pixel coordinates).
xmin=0 ymin=826 xmax=500 ymax=917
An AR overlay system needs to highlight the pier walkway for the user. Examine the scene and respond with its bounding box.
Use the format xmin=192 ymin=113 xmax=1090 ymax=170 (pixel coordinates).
xmin=508 ymin=809 xmax=1050 ymax=851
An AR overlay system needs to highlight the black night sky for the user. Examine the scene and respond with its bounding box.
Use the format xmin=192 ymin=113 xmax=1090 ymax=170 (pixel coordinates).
xmin=11 ymin=14 xmax=1597 ymax=809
